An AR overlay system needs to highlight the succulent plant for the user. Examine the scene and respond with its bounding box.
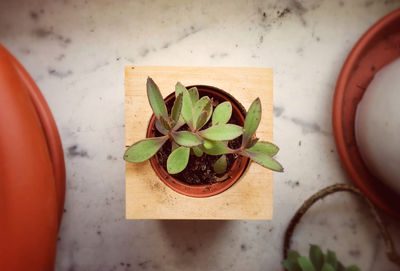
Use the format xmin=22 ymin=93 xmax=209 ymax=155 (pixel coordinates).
xmin=124 ymin=77 xmax=283 ymax=175
xmin=282 ymin=245 xmax=360 ymax=271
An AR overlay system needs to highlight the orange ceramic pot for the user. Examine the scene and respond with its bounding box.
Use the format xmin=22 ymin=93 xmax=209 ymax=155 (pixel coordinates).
xmin=147 ymin=85 xmax=249 ymax=198
xmin=333 ymin=9 xmax=400 ymax=219
xmin=0 ymin=44 xmax=65 ymax=270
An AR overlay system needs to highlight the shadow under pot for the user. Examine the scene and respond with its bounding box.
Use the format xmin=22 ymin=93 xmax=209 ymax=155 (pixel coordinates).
xmin=147 ymin=85 xmax=250 ymax=198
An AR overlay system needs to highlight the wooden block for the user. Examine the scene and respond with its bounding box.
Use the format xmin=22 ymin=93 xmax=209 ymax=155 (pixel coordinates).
xmin=125 ymin=66 xmax=273 ymax=220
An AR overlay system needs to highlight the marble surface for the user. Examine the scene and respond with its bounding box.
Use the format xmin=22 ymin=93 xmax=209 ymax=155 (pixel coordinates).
xmin=1 ymin=0 xmax=400 ymax=270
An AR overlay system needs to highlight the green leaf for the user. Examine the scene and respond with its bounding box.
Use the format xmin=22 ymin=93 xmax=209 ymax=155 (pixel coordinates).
xmin=297 ymin=257 xmax=316 ymax=271
xmin=147 ymin=77 xmax=168 ymax=120
xmin=167 ymin=146 xmax=190 ymax=174
xmin=203 ymin=98 xmax=213 ymax=125
xmin=242 ymin=98 xmax=261 ymax=146
xmin=247 ymin=141 xmax=279 ymax=156
xmin=171 ymin=131 xmax=203 ymax=147
xmin=282 ymin=259 xmax=302 ymax=271
xmin=309 ymin=245 xmax=324 ymax=271
xmin=176 ymin=82 xmax=193 ymax=127
xmin=282 ymin=250 xmax=302 ymax=271
xmin=155 ymin=119 xmax=168 ymax=135
xmin=196 ymin=110 xmax=209 ymax=130
xmin=212 ymin=101 xmax=232 ymax=125
xmin=287 ymin=250 xmax=301 ymax=262
xmin=199 ymin=124 xmax=243 ymax=141
xmin=173 ymin=115 xmax=185 ymax=131
xmin=321 ymin=263 xmax=335 ymax=271
xmin=124 ymin=136 xmax=168 ymax=162
xmin=243 ymin=150 xmax=283 ymax=172
xmin=171 ymin=93 xmax=183 ymax=123
xmin=201 ymin=139 xmax=231 ymax=155
xmin=192 ymin=146 xmax=203 ymax=157
xmin=325 ymin=251 xmax=338 ymax=270
xmin=344 ymin=266 xmax=360 ymax=271
xmin=188 ymin=87 xmax=199 ymax=104
xmin=193 ymin=96 xmax=211 ymax=128
xmin=246 ymin=137 xmax=259 ymax=148
xmin=171 ymin=141 xmax=179 ymax=152
xmin=175 ymin=81 xmax=185 ymax=96
xmin=159 ymin=116 xmax=171 ymax=130
xmin=214 ymin=155 xmax=227 ymax=174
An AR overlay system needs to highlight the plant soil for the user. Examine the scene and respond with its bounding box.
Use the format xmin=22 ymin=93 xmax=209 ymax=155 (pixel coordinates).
xmin=155 ymin=94 xmax=244 ymax=185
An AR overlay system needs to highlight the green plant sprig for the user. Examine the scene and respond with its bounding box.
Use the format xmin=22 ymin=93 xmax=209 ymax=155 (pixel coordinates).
xmin=282 ymin=245 xmax=360 ymax=271
xmin=124 ymin=77 xmax=283 ymax=176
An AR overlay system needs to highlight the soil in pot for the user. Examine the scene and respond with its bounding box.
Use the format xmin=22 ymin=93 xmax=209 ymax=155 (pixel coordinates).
xmin=154 ymin=90 xmax=244 ymax=185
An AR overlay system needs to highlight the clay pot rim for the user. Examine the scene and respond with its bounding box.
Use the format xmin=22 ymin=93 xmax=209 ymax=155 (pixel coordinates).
xmin=333 ymin=9 xmax=400 ymax=218
xmin=147 ymin=84 xmax=250 ymax=198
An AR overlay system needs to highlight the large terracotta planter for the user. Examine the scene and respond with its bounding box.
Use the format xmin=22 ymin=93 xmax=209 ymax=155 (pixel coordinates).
xmin=0 ymin=44 xmax=65 ymax=270
xmin=147 ymin=85 xmax=250 ymax=198
xmin=333 ymin=9 xmax=400 ymax=219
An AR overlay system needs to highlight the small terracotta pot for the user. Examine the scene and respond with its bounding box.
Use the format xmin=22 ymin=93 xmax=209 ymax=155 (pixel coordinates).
xmin=147 ymin=85 xmax=250 ymax=198
xmin=333 ymin=8 xmax=400 ymax=218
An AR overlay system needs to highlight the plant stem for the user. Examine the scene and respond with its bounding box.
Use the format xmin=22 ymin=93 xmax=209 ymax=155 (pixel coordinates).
xmin=282 ymin=183 xmax=400 ymax=268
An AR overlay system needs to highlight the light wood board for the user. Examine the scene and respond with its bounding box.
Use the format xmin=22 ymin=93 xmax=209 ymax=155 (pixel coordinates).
xmin=125 ymin=66 xmax=273 ymax=219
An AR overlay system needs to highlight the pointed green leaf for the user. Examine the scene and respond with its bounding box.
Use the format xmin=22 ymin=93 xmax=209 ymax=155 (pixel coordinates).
xmin=287 ymin=250 xmax=301 ymax=261
xmin=188 ymin=87 xmax=199 ymax=104
xmin=282 ymin=250 xmax=302 ymax=271
xmin=171 ymin=131 xmax=203 ymax=147
xmin=243 ymin=150 xmax=283 ymax=172
xmin=282 ymin=259 xmax=302 ymax=271
xmin=325 ymin=251 xmax=338 ymax=270
xmin=167 ymin=146 xmax=190 ymax=174
xmin=243 ymin=98 xmax=261 ymax=146
xmin=193 ymin=96 xmax=211 ymax=128
xmin=212 ymin=101 xmax=232 ymax=125
xmin=171 ymin=93 xmax=183 ymax=123
xmin=344 ymin=266 xmax=360 ymax=271
xmin=192 ymin=146 xmax=203 ymax=157
xmin=309 ymin=245 xmax=324 ymax=271
xmin=124 ymin=136 xmax=168 ymax=162
xmin=214 ymin=155 xmax=227 ymax=174
xmin=246 ymin=137 xmax=259 ymax=148
xmin=173 ymin=115 xmax=185 ymax=131
xmin=321 ymin=263 xmax=335 ymax=271
xmin=297 ymin=257 xmax=316 ymax=271
xmin=171 ymin=141 xmax=179 ymax=152
xmin=247 ymin=141 xmax=279 ymax=156
xmin=196 ymin=110 xmax=209 ymax=130
xmin=204 ymin=98 xmax=213 ymax=124
xmin=176 ymin=82 xmax=193 ymax=127
xmin=147 ymin=77 xmax=168 ymax=120
xmin=201 ymin=139 xmax=230 ymax=155
xmin=159 ymin=116 xmax=171 ymax=130
xmin=175 ymin=81 xmax=185 ymax=96
xmin=155 ymin=119 xmax=168 ymax=135
xmin=199 ymin=124 xmax=243 ymax=141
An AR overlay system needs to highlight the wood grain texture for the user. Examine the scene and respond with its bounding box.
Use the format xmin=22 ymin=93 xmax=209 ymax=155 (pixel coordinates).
xmin=125 ymin=66 xmax=273 ymax=219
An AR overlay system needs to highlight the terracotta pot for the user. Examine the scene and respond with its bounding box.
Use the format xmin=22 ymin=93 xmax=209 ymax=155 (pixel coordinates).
xmin=0 ymin=44 xmax=65 ymax=270
xmin=333 ymin=8 xmax=400 ymax=219
xmin=147 ymin=85 xmax=250 ymax=198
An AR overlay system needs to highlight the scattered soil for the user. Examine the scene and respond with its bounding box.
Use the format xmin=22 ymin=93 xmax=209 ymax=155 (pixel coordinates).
xmin=154 ymin=92 xmax=244 ymax=185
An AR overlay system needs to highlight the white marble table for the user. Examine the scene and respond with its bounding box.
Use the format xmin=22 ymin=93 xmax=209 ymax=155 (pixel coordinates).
xmin=1 ymin=0 xmax=400 ymax=270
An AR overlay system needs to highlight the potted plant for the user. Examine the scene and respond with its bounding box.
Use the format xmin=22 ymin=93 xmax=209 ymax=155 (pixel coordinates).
xmin=124 ymin=77 xmax=283 ymax=197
